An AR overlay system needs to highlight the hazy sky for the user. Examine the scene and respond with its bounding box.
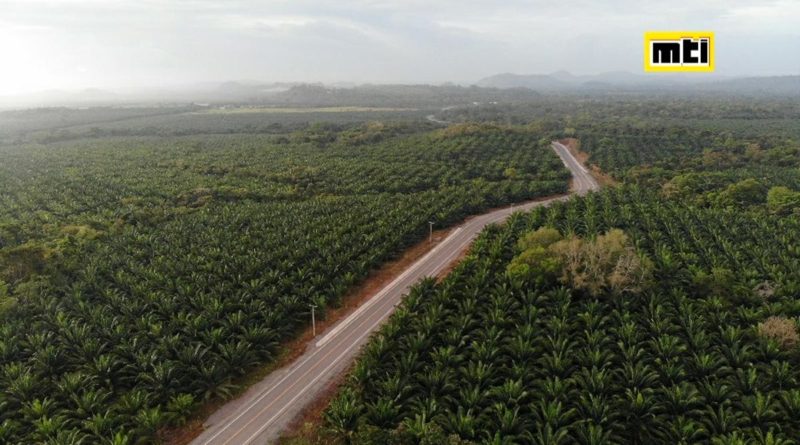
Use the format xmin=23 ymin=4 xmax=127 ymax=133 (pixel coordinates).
xmin=1 ymin=0 xmax=799 ymax=94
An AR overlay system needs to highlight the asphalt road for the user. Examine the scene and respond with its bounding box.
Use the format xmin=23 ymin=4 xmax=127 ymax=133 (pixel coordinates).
xmin=191 ymin=141 xmax=598 ymax=445
xmin=425 ymin=107 xmax=454 ymax=125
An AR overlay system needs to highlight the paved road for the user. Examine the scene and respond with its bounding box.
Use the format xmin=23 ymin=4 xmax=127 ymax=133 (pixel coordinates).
xmin=191 ymin=141 xmax=598 ymax=445
xmin=425 ymin=105 xmax=456 ymax=125
xmin=425 ymin=113 xmax=450 ymax=125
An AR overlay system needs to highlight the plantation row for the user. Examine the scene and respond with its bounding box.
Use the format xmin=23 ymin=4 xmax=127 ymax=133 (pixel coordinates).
xmin=435 ymin=98 xmax=800 ymax=195
xmin=568 ymin=117 xmax=800 ymax=217
xmin=0 ymin=107 xmax=196 ymax=143
xmin=574 ymin=123 xmax=800 ymax=180
xmin=0 ymin=125 xmax=568 ymax=443
xmin=439 ymin=97 xmax=800 ymax=125
xmin=0 ymin=124 xmax=567 ymax=250
xmin=326 ymin=186 xmax=800 ymax=444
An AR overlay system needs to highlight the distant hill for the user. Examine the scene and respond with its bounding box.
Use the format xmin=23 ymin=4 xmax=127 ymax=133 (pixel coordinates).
xmin=268 ymin=84 xmax=542 ymax=107
xmin=708 ymin=75 xmax=800 ymax=96
xmin=476 ymin=71 xmax=658 ymax=91
xmin=476 ymin=71 xmax=800 ymax=96
xmin=4 ymin=73 xmax=797 ymax=109
xmin=475 ymin=73 xmax=569 ymax=90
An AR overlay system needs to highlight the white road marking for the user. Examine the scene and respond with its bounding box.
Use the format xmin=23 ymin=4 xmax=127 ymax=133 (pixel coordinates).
xmin=315 ymin=227 xmax=463 ymax=348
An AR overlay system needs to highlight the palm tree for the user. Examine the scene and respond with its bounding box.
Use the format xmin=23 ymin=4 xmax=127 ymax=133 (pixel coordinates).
xmin=134 ymin=406 xmax=165 ymax=439
xmin=441 ymin=407 xmax=477 ymax=440
xmin=742 ymin=391 xmax=779 ymax=431
xmin=82 ymin=410 xmax=116 ymax=438
xmin=325 ymin=387 xmax=362 ymax=444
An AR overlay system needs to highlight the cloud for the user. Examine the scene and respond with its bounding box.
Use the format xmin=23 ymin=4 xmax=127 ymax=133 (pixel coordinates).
xmin=0 ymin=0 xmax=797 ymax=94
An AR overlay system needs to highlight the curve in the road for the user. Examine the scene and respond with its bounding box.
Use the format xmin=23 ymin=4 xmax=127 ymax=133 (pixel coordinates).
xmin=191 ymin=140 xmax=599 ymax=445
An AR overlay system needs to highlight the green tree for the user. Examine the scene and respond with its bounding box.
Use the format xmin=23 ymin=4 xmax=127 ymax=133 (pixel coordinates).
xmin=692 ymin=267 xmax=738 ymax=299
xmin=325 ymin=387 xmax=363 ymax=444
xmin=503 ymin=167 xmax=519 ymax=179
xmin=767 ymin=186 xmax=800 ymax=215
xmin=506 ymin=227 xmax=563 ymax=284
xmin=0 ymin=279 xmax=14 ymax=315
xmin=715 ymin=178 xmax=767 ymax=207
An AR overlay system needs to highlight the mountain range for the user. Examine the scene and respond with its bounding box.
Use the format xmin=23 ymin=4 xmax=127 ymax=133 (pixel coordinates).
xmin=2 ymin=72 xmax=798 ymax=109
xmin=476 ymin=71 xmax=800 ymax=95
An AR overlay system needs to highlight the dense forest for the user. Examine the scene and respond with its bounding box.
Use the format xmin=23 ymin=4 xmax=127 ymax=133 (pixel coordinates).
xmin=0 ymin=114 xmax=568 ymax=443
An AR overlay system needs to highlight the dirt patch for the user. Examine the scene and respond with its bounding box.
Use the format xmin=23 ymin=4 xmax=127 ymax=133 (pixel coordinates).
xmin=559 ymin=137 xmax=617 ymax=187
xmin=560 ymin=137 xmax=589 ymax=164
xmin=162 ymin=227 xmax=455 ymax=445
xmin=160 ymin=421 xmax=204 ymax=445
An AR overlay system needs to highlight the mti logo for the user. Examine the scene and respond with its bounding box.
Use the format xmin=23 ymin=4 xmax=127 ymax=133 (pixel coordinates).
xmin=644 ymin=31 xmax=714 ymax=72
